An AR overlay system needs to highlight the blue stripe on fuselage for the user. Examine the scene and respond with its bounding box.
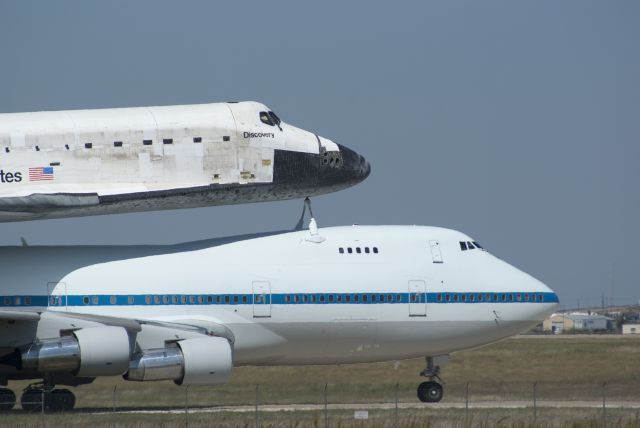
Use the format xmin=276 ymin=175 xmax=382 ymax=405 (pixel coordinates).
xmin=0 ymin=292 xmax=559 ymax=308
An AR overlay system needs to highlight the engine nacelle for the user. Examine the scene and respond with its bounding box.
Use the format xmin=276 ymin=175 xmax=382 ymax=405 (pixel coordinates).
xmin=125 ymin=336 xmax=232 ymax=386
xmin=21 ymin=326 xmax=130 ymax=377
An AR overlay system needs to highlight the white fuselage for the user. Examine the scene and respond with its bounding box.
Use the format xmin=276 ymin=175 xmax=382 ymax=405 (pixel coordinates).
xmin=0 ymin=226 xmax=557 ymax=367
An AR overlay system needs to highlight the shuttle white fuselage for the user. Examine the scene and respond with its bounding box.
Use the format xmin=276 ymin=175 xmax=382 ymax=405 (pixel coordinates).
xmin=0 ymin=101 xmax=370 ymax=221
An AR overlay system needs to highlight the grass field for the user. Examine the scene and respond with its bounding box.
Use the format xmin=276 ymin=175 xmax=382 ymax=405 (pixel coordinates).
xmin=3 ymin=335 xmax=640 ymax=427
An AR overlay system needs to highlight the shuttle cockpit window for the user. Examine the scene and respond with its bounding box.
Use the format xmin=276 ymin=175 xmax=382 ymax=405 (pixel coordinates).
xmin=260 ymin=111 xmax=275 ymax=126
xmin=268 ymin=111 xmax=282 ymax=126
xmin=259 ymin=111 xmax=282 ymax=128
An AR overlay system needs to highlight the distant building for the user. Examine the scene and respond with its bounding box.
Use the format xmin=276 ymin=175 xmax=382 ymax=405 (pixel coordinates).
xmin=622 ymin=324 xmax=640 ymax=335
xmin=543 ymin=313 xmax=613 ymax=334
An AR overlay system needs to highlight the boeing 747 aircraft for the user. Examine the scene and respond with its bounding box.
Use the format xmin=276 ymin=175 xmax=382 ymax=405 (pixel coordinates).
xmin=0 ymin=101 xmax=370 ymax=221
xmin=0 ymin=221 xmax=557 ymax=411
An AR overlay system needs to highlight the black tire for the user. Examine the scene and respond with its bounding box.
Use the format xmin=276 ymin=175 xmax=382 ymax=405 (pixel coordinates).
xmin=417 ymin=381 xmax=444 ymax=403
xmin=51 ymin=389 xmax=75 ymax=412
xmin=0 ymin=388 xmax=16 ymax=411
xmin=20 ymin=389 xmax=43 ymax=412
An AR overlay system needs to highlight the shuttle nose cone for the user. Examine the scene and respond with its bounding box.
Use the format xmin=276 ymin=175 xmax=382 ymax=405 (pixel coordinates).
xmin=335 ymin=143 xmax=371 ymax=185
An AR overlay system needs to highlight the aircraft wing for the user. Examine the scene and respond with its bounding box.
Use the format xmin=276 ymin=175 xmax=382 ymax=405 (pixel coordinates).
xmin=0 ymin=310 xmax=41 ymax=321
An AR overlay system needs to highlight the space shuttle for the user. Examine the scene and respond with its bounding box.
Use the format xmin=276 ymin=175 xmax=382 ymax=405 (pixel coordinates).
xmin=0 ymin=101 xmax=370 ymax=221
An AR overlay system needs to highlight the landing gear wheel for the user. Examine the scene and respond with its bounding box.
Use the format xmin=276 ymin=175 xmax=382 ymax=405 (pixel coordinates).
xmin=0 ymin=388 xmax=16 ymax=411
xmin=417 ymin=381 xmax=444 ymax=403
xmin=21 ymin=389 xmax=42 ymax=412
xmin=51 ymin=389 xmax=75 ymax=411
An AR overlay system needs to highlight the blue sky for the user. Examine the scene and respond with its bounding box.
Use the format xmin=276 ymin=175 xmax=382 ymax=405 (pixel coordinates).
xmin=0 ymin=1 xmax=638 ymax=308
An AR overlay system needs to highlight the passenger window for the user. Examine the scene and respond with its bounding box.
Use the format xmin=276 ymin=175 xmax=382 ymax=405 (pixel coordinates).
xmin=285 ymin=295 xmax=291 ymax=303
xmin=365 ymin=247 xmax=370 ymax=254
xmin=329 ymin=295 xmax=334 ymax=302
xmin=345 ymin=295 xmax=351 ymax=302
xmin=320 ymin=295 xmax=325 ymax=302
xmin=339 ymin=247 xmax=344 ymax=254
xmin=362 ymin=294 xmax=368 ymax=302
xmin=356 ymin=247 xmax=361 ymax=254
xmin=311 ymin=295 xmax=316 ymax=303
xmin=348 ymin=247 xmax=353 ymax=254
xmin=453 ymin=294 xmax=459 ymax=302
xmin=25 ymin=296 xmax=31 ymax=305
xmin=189 ymin=296 xmax=195 ymax=304
xmin=373 ymin=247 xmax=379 ymax=254
xmin=163 ymin=296 xmax=169 ymax=304
xmin=181 ymin=296 xmax=187 ymax=304
xmin=233 ymin=295 xmax=239 ymax=303
xmin=337 ymin=295 xmax=342 ymax=302
xmin=224 ymin=295 xmax=230 ymax=303
xmin=460 ymin=241 xmax=467 ymax=251
xmin=197 ymin=295 xmax=204 ymax=303
xmin=396 ymin=294 xmax=401 ymax=302
xmin=83 ymin=296 xmax=90 ymax=305
xmin=379 ymin=294 xmax=385 ymax=302
xmin=371 ymin=294 xmax=377 ymax=302
xmin=387 ymin=294 xmax=393 ymax=302
xmin=461 ymin=294 xmax=466 ymax=302
xmin=260 ymin=111 xmax=275 ymax=126
xmin=437 ymin=294 xmax=442 ymax=302
xmin=216 ymin=296 xmax=222 ymax=303
xmin=172 ymin=296 xmax=178 ymax=304
xmin=208 ymin=295 xmax=213 ymax=303
xmin=93 ymin=296 xmax=100 ymax=305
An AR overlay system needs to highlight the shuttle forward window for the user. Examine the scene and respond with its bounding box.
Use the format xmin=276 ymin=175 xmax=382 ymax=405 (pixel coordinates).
xmin=268 ymin=111 xmax=282 ymax=126
xmin=467 ymin=242 xmax=475 ymax=249
xmin=473 ymin=241 xmax=483 ymax=249
xmin=260 ymin=111 xmax=275 ymax=126
xmin=460 ymin=242 xmax=468 ymax=251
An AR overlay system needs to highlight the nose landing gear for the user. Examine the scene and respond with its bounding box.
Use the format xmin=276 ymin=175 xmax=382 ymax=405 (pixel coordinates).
xmin=417 ymin=355 xmax=448 ymax=403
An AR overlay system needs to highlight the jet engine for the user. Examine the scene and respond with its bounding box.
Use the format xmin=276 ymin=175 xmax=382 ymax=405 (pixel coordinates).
xmin=20 ymin=326 xmax=131 ymax=377
xmin=125 ymin=336 xmax=232 ymax=386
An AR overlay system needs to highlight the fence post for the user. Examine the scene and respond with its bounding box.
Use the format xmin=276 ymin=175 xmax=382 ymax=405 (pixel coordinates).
xmin=533 ymin=381 xmax=537 ymax=426
xmin=41 ymin=388 xmax=45 ymax=427
xmin=324 ymin=383 xmax=328 ymax=428
xmin=465 ymin=382 xmax=470 ymax=427
xmin=602 ymin=382 xmax=606 ymax=428
xmin=395 ymin=382 xmax=399 ymax=425
xmin=112 ymin=385 xmax=117 ymax=428
xmin=255 ymin=383 xmax=260 ymax=428
xmin=184 ymin=385 xmax=189 ymax=428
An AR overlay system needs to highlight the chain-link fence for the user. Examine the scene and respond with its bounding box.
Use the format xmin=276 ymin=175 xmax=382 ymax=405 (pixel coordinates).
xmin=1 ymin=380 xmax=639 ymax=427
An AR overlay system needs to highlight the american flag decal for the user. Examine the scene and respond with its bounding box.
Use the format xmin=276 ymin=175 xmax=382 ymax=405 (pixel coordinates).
xmin=29 ymin=166 xmax=54 ymax=181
